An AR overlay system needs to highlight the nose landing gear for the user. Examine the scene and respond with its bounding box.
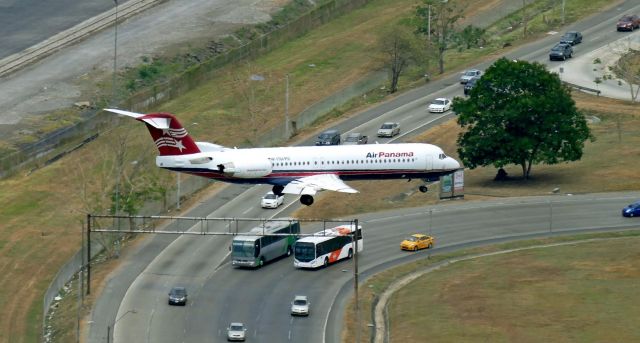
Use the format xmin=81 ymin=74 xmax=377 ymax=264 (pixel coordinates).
xmin=419 ymin=185 xmax=428 ymax=193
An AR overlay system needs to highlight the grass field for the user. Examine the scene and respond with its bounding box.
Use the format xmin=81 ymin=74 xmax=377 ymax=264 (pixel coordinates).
xmin=0 ymin=0 xmax=634 ymax=342
xmin=340 ymin=232 xmax=640 ymax=342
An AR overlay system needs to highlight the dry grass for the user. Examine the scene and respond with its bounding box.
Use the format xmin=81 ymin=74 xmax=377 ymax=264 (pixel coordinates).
xmin=341 ymin=232 xmax=640 ymax=342
xmin=385 ymin=238 xmax=640 ymax=342
xmin=0 ymin=0 xmax=636 ymax=342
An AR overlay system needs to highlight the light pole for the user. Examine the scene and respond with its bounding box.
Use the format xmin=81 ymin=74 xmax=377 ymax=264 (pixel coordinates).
xmin=176 ymin=173 xmax=181 ymax=210
xmin=285 ymin=73 xmax=290 ymax=139
xmin=108 ymin=309 xmax=137 ymax=343
xmin=112 ymin=0 xmax=119 ymax=105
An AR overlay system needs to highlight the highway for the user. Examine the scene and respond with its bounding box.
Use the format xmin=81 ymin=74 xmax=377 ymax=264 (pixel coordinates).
xmin=96 ymin=1 xmax=640 ymax=342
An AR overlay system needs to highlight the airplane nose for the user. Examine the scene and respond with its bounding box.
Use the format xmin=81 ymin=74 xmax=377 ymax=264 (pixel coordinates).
xmin=446 ymin=157 xmax=461 ymax=170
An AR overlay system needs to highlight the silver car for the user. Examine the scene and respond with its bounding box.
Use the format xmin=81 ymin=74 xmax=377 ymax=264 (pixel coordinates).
xmin=290 ymin=295 xmax=310 ymax=316
xmin=460 ymin=69 xmax=481 ymax=84
xmin=227 ymin=322 xmax=246 ymax=341
xmin=377 ymin=122 xmax=400 ymax=137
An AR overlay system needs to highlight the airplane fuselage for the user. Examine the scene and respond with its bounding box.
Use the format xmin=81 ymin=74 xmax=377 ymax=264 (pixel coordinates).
xmin=157 ymin=143 xmax=459 ymax=186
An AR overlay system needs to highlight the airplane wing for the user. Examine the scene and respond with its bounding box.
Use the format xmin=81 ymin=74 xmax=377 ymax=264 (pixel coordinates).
xmin=282 ymin=174 xmax=358 ymax=196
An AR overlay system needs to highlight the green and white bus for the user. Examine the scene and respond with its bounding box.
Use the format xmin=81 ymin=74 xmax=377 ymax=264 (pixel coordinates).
xmin=231 ymin=219 xmax=300 ymax=268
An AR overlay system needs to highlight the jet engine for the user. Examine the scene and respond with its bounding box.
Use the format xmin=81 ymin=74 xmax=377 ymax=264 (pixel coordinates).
xmin=216 ymin=158 xmax=272 ymax=178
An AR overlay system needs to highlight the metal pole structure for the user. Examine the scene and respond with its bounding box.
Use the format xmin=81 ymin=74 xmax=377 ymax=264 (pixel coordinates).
xmin=561 ymin=0 xmax=565 ymax=25
xmin=428 ymin=5 xmax=431 ymax=41
xmin=87 ymin=214 xmax=91 ymax=295
xmin=429 ymin=209 xmax=433 ymax=236
xmin=285 ymin=74 xmax=290 ymax=139
xmin=177 ymin=173 xmax=181 ymax=210
xmin=112 ymin=0 xmax=119 ymax=104
xmin=353 ymin=219 xmax=360 ymax=343
xmin=549 ymin=200 xmax=552 ymax=233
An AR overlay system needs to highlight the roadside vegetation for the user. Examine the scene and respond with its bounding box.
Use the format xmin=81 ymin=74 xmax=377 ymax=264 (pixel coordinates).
xmin=0 ymin=0 xmax=634 ymax=342
xmin=341 ymin=231 xmax=640 ymax=342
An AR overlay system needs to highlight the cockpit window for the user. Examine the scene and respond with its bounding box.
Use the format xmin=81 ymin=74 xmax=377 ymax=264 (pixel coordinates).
xmin=438 ymin=153 xmax=447 ymax=159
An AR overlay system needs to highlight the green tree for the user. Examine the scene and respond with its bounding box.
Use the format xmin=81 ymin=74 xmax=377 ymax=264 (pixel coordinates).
xmin=454 ymin=25 xmax=486 ymax=49
xmin=415 ymin=0 xmax=464 ymax=75
xmin=454 ymin=58 xmax=593 ymax=179
xmin=378 ymin=24 xmax=424 ymax=93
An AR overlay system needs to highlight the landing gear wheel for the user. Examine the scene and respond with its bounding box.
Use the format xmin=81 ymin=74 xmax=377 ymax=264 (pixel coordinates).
xmin=348 ymin=249 xmax=353 ymax=259
xmin=258 ymin=257 xmax=265 ymax=268
xmin=324 ymin=257 xmax=329 ymax=268
xmin=287 ymin=246 xmax=292 ymax=256
xmin=300 ymin=194 xmax=314 ymax=206
xmin=272 ymin=185 xmax=284 ymax=196
xmin=419 ymin=185 xmax=428 ymax=193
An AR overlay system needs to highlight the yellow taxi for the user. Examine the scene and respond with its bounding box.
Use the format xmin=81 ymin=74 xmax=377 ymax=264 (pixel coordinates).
xmin=400 ymin=234 xmax=434 ymax=251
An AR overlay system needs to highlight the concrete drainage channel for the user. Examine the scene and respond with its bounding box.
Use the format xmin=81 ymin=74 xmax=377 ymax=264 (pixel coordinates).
xmin=0 ymin=0 xmax=165 ymax=78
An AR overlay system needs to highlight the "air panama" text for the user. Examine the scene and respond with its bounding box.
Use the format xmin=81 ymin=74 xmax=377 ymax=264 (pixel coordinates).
xmin=366 ymin=151 xmax=414 ymax=158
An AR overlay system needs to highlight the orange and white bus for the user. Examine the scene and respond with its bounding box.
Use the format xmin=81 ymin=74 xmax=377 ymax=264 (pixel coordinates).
xmin=293 ymin=225 xmax=363 ymax=269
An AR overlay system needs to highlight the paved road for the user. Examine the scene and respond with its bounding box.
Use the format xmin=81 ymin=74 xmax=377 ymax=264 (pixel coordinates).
xmin=94 ymin=1 xmax=640 ymax=342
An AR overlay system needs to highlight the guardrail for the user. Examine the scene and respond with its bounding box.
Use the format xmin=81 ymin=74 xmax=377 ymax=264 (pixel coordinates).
xmin=563 ymin=80 xmax=601 ymax=96
xmin=0 ymin=0 xmax=164 ymax=78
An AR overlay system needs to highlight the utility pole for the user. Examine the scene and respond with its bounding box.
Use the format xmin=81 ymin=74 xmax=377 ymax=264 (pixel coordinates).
xmin=177 ymin=173 xmax=181 ymax=210
xmin=561 ymin=0 xmax=565 ymax=25
xmin=428 ymin=5 xmax=431 ymax=41
xmin=112 ymin=0 xmax=119 ymax=104
xmin=285 ymin=74 xmax=290 ymax=139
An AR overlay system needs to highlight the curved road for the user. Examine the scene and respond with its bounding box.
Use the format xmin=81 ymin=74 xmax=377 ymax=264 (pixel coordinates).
xmin=99 ymin=1 xmax=640 ymax=342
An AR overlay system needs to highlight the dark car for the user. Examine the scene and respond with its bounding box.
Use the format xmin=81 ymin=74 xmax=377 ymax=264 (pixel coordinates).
xmin=315 ymin=129 xmax=341 ymax=146
xmin=343 ymin=132 xmax=367 ymax=145
xmin=549 ymin=43 xmax=573 ymax=61
xmin=559 ymin=31 xmax=582 ymax=45
xmin=463 ymin=77 xmax=480 ymax=96
xmin=168 ymin=286 xmax=187 ymax=305
xmin=617 ymin=15 xmax=640 ymax=31
xmin=622 ymin=202 xmax=640 ymax=217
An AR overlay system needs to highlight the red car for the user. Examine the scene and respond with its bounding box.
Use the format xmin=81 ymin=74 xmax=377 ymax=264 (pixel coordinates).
xmin=617 ymin=15 xmax=640 ymax=31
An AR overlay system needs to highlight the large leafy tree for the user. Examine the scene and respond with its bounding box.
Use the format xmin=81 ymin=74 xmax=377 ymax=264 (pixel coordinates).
xmin=454 ymin=58 xmax=593 ymax=179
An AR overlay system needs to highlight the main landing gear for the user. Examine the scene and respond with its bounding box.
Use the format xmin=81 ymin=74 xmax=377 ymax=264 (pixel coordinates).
xmin=300 ymin=194 xmax=314 ymax=206
xmin=272 ymin=185 xmax=284 ymax=196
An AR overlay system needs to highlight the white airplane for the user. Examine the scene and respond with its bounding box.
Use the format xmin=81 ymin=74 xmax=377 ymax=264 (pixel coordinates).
xmin=106 ymin=109 xmax=461 ymax=206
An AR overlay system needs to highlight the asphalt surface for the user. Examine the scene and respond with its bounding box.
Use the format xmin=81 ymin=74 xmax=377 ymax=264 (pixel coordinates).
xmin=87 ymin=1 xmax=640 ymax=342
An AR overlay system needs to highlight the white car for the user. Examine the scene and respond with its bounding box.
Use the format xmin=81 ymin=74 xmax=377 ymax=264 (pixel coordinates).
xmin=290 ymin=295 xmax=310 ymax=316
xmin=428 ymin=98 xmax=452 ymax=113
xmin=460 ymin=69 xmax=481 ymax=84
xmin=377 ymin=122 xmax=400 ymax=137
xmin=227 ymin=322 xmax=246 ymax=341
xmin=261 ymin=192 xmax=284 ymax=208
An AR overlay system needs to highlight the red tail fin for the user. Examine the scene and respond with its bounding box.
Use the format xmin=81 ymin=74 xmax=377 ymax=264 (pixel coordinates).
xmin=139 ymin=113 xmax=200 ymax=156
